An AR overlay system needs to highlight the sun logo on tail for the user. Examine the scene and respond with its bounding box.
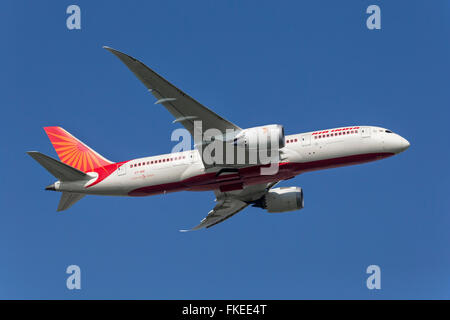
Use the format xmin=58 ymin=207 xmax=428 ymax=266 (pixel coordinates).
xmin=44 ymin=127 xmax=113 ymax=173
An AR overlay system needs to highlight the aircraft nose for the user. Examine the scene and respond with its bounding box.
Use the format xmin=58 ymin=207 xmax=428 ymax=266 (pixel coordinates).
xmin=383 ymin=133 xmax=410 ymax=154
xmin=390 ymin=134 xmax=410 ymax=153
xmin=399 ymin=136 xmax=410 ymax=152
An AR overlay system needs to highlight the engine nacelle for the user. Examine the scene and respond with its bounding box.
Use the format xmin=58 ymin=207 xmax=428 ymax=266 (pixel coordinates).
xmin=256 ymin=187 xmax=304 ymax=213
xmin=234 ymin=124 xmax=285 ymax=151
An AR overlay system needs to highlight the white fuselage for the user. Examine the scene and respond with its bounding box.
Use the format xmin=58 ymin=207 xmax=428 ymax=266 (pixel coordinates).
xmin=55 ymin=126 xmax=409 ymax=197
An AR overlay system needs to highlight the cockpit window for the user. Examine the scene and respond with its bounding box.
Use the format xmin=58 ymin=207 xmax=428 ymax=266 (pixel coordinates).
xmin=385 ymin=130 xmax=393 ymax=133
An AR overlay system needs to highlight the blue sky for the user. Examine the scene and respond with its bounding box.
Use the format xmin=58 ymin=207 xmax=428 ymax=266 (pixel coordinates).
xmin=1 ymin=0 xmax=449 ymax=299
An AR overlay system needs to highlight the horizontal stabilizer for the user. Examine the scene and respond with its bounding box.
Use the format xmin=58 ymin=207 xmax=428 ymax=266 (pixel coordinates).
xmin=58 ymin=192 xmax=85 ymax=212
xmin=27 ymin=151 xmax=89 ymax=181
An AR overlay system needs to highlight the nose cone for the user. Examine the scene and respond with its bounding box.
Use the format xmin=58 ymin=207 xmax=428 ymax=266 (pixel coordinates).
xmin=384 ymin=134 xmax=410 ymax=154
xmin=398 ymin=136 xmax=410 ymax=152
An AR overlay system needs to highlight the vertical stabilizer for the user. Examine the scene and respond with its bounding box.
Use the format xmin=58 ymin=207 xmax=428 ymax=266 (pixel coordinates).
xmin=43 ymin=127 xmax=113 ymax=173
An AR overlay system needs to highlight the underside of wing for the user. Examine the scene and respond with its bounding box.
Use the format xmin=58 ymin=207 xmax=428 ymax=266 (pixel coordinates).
xmin=181 ymin=198 xmax=249 ymax=231
xmin=103 ymin=46 xmax=241 ymax=136
xmin=181 ymin=182 xmax=278 ymax=231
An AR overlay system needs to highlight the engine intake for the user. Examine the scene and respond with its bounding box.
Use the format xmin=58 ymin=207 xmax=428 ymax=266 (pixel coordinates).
xmin=234 ymin=124 xmax=285 ymax=150
xmin=254 ymin=187 xmax=304 ymax=213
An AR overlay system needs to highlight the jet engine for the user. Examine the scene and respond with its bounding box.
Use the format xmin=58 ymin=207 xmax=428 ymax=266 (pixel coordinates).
xmin=253 ymin=187 xmax=304 ymax=213
xmin=233 ymin=124 xmax=285 ymax=151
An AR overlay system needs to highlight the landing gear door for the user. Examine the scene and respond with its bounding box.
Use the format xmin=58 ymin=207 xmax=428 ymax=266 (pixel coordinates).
xmin=361 ymin=127 xmax=371 ymax=138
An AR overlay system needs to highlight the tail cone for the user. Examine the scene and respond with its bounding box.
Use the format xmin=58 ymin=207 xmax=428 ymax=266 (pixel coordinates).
xmin=45 ymin=183 xmax=56 ymax=191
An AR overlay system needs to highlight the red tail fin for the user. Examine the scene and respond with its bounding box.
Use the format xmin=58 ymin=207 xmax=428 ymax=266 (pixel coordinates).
xmin=44 ymin=126 xmax=113 ymax=173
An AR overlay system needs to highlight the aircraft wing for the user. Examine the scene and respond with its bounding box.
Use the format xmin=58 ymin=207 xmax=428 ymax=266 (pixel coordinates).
xmin=183 ymin=198 xmax=249 ymax=231
xmin=182 ymin=182 xmax=278 ymax=231
xmin=104 ymin=46 xmax=242 ymax=137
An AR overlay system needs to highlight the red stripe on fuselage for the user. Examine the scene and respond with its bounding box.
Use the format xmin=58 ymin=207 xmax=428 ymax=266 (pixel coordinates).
xmin=128 ymin=152 xmax=394 ymax=197
xmin=86 ymin=161 xmax=129 ymax=188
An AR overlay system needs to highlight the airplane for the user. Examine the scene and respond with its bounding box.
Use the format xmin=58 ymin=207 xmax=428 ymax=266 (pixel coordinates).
xmin=27 ymin=46 xmax=410 ymax=231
